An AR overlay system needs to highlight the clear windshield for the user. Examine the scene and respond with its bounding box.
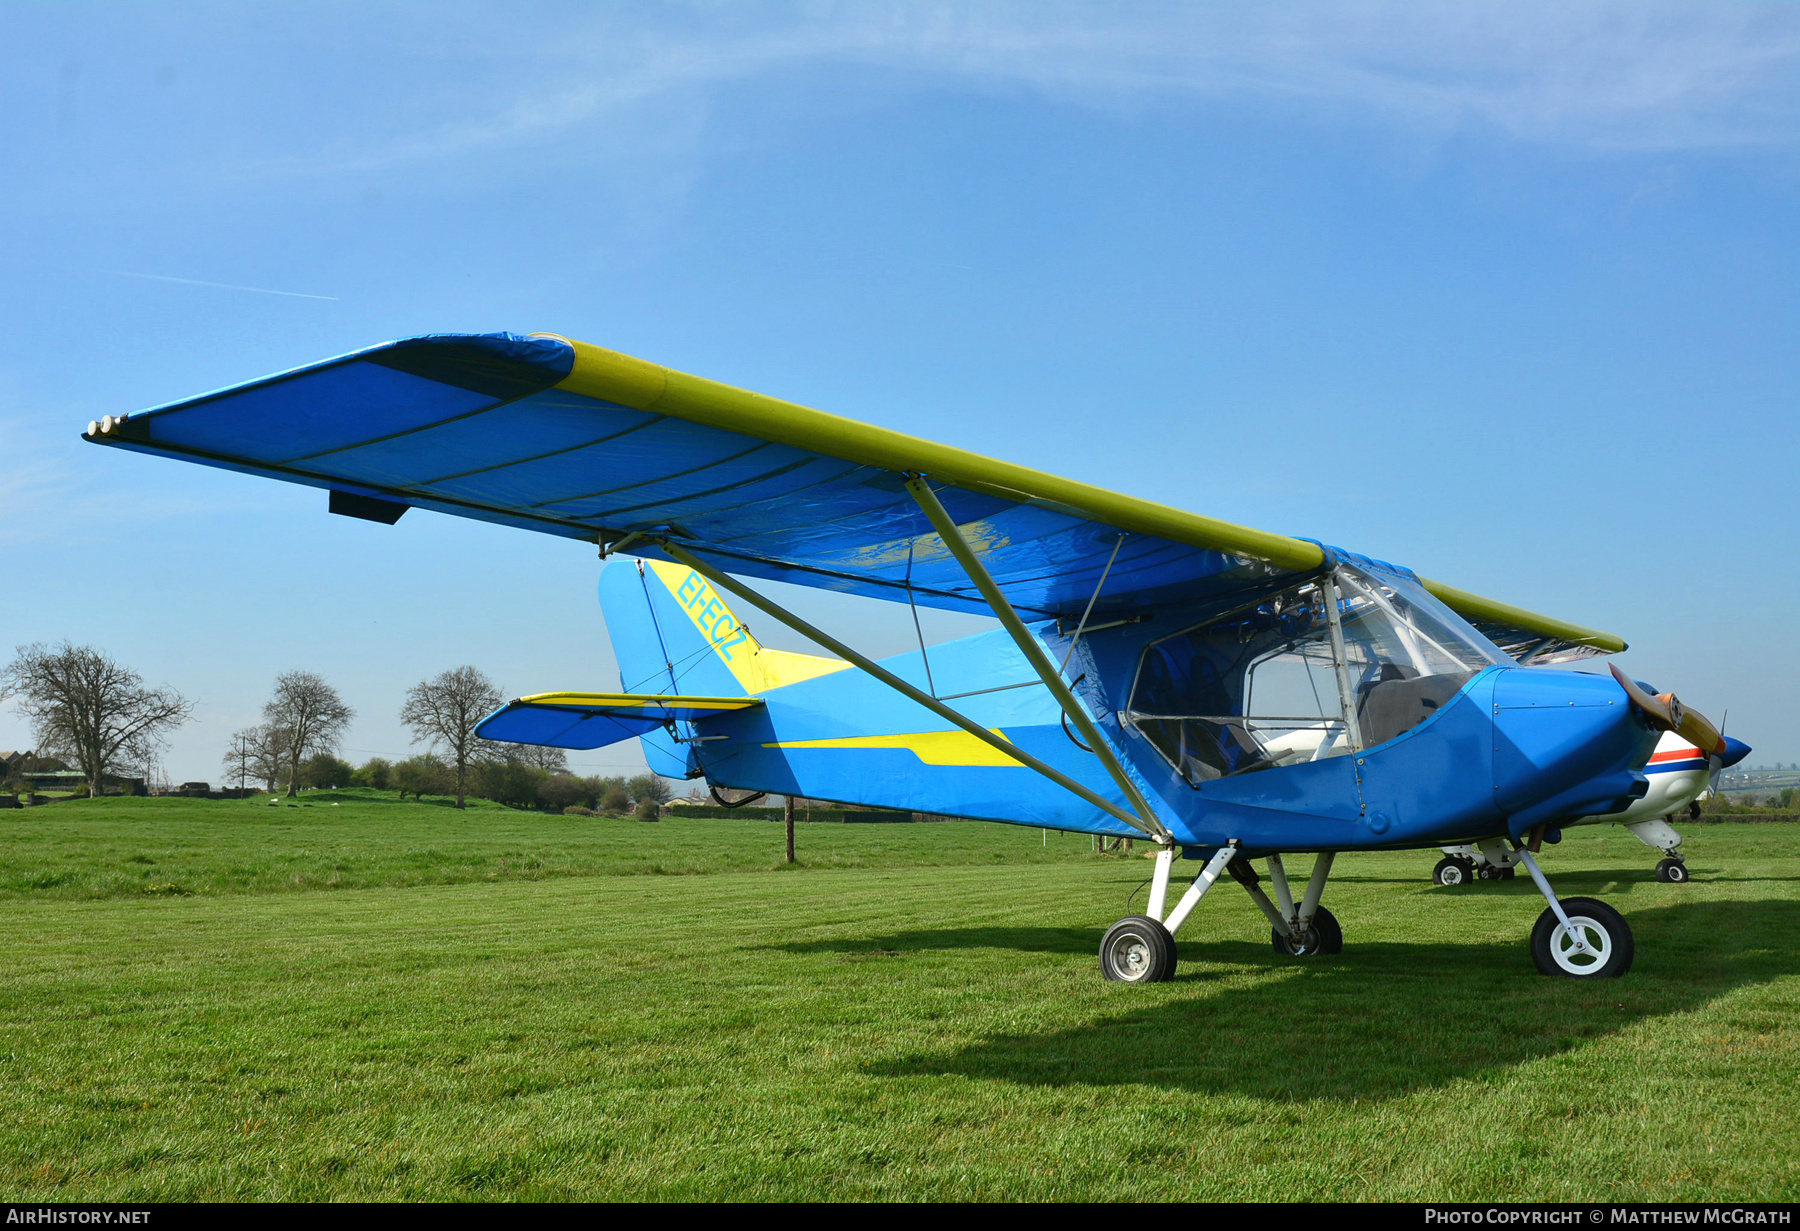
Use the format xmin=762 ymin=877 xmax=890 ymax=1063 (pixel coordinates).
xmin=1126 ymin=562 xmax=1506 ymax=784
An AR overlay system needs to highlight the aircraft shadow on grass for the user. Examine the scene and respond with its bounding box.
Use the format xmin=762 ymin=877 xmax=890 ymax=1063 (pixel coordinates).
xmin=784 ymin=899 xmax=1800 ymax=1102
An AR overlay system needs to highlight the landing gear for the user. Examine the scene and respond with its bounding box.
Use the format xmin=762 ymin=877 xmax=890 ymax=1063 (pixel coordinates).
xmin=1099 ymin=844 xmax=1341 ymax=982
xmin=1434 ymin=842 xmax=1517 ymax=884
xmin=1513 ymin=846 xmax=1634 ymax=978
xmin=1433 ymin=856 xmax=1474 ymax=886
xmin=1629 ymin=818 xmax=1689 ymax=883
xmin=1530 ymin=897 xmax=1634 ymax=978
xmin=1271 ymin=904 xmax=1342 ymax=956
xmin=1099 ymin=915 xmax=1177 ymax=982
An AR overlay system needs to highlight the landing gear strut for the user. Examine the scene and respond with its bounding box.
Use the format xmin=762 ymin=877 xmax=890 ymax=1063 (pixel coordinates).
xmin=1516 ymin=847 xmax=1634 ymax=978
xmin=1100 ymin=845 xmax=1342 ymax=981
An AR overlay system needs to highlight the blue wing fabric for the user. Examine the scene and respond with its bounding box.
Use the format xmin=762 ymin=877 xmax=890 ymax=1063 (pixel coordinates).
xmin=475 ymin=694 xmax=764 ymax=751
xmin=91 ymin=333 xmax=1285 ymax=619
xmin=88 ymin=331 xmax=1618 ymax=660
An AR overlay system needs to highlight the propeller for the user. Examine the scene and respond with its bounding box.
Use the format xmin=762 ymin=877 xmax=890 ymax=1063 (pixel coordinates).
xmin=1709 ymin=710 xmax=1729 ymax=798
xmin=1607 ymin=663 xmax=1726 ymax=756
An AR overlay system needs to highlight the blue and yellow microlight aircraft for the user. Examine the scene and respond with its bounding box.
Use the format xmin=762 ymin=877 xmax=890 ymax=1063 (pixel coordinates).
xmin=85 ymin=331 xmax=1752 ymax=982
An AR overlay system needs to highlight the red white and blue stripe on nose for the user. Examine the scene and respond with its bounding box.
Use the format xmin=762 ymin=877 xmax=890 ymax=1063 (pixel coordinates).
xmin=1647 ymin=744 xmax=1709 ymax=774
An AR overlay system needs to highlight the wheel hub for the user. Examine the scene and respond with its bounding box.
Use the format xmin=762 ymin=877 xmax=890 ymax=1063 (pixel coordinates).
xmin=1550 ymin=915 xmax=1612 ymax=974
xmin=1109 ymin=933 xmax=1152 ymax=980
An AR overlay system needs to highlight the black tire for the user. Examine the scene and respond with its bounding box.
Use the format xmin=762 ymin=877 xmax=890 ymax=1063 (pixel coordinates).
xmin=1273 ymin=904 xmax=1342 ymax=957
xmin=1530 ymin=897 xmax=1634 ymax=978
xmin=1099 ymin=915 xmax=1177 ymax=983
xmin=1478 ymin=862 xmax=1504 ymax=881
xmin=1433 ymin=857 xmax=1471 ymax=886
xmin=1656 ymin=858 xmax=1689 ymax=884
xmin=1500 ymin=866 xmax=1517 ymax=881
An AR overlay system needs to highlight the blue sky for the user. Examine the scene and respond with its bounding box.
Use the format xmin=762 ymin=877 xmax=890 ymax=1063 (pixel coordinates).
xmin=3 ymin=2 xmax=1797 ymax=782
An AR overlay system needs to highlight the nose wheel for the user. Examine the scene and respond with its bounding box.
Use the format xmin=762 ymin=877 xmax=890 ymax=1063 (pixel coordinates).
xmin=1531 ymin=897 xmax=1634 ymax=977
xmin=1655 ymin=858 xmax=1689 ymax=883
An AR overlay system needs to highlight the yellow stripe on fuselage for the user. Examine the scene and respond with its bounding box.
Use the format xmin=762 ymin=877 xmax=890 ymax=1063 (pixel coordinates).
xmin=763 ymin=730 xmax=1023 ymax=767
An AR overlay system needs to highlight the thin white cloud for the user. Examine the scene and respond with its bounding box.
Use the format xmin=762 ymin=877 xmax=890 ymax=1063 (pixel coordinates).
xmin=305 ymin=1 xmax=1800 ymax=178
xmin=11 ymin=2 xmax=1799 ymax=209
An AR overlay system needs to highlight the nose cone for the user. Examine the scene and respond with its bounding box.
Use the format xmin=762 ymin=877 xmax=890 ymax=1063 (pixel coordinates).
xmin=1719 ymin=736 xmax=1752 ymax=768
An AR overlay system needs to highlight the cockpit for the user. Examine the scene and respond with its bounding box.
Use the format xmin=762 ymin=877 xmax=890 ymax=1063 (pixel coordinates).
xmin=1125 ymin=561 xmax=1510 ymax=785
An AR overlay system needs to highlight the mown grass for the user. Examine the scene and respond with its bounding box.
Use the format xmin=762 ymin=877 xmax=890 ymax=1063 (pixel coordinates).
xmin=1 ymin=797 xmax=1797 ymax=1201
xmin=0 ymin=790 xmax=1097 ymax=900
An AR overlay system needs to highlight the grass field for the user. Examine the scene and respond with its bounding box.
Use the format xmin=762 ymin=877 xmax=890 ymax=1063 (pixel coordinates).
xmin=2 ymin=793 xmax=1797 ymax=1201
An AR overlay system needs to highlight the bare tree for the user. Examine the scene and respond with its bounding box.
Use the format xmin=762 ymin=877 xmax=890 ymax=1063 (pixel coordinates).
xmin=242 ymin=723 xmax=290 ymax=792
xmin=1 ymin=643 xmax=191 ymax=797
xmin=400 ymin=666 xmax=505 ymax=809
xmin=490 ymin=741 xmax=567 ymax=773
xmin=221 ymin=729 xmax=257 ymax=793
xmin=263 ymin=672 xmax=353 ymax=798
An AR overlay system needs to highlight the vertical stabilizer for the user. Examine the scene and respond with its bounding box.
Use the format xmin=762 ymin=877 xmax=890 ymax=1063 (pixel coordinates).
xmin=600 ymin=558 xmax=847 ymax=697
xmin=597 ymin=558 xmax=847 ymax=775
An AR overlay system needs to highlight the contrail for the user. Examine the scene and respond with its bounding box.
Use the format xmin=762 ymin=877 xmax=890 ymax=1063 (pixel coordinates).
xmin=114 ymin=271 xmax=339 ymax=300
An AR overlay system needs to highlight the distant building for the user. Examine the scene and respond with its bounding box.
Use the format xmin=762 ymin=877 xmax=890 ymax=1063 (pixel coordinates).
xmin=16 ymin=770 xmax=147 ymax=796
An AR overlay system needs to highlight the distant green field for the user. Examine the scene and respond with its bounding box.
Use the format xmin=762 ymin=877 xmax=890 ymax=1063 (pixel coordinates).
xmin=2 ymin=796 xmax=1797 ymax=1201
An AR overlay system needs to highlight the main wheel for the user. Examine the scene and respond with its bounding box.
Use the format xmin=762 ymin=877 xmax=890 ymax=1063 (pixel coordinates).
xmin=1272 ymin=904 xmax=1342 ymax=956
xmin=1530 ymin=897 xmax=1633 ymax=978
xmin=1100 ymin=915 xmax=1177 ymax=983
xmin=1655 ymin=858 xmax=1689 ymax=884
xmin=1433 ymin=857 xmax=1472 ymax=886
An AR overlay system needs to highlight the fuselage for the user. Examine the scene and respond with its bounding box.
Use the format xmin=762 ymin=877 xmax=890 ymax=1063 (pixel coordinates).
xmin=661 ymin=570 xmax=1663 ymax=856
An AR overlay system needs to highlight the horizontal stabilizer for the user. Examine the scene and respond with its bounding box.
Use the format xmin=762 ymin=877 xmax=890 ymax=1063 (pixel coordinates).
xmin=475 ymin=692 xmax=763 ymax=751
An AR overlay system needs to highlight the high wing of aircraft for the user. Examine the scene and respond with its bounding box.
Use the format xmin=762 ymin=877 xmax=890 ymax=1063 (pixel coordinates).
xmin=86 ymin=331 xmax=1748 ymax=982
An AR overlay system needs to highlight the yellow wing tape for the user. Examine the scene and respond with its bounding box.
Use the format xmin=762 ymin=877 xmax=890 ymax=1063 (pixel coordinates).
xmin=1417 ymin=580 xmax=1627 ymax=654
xmin=764 ymin=729 xmax=1024 ymax=767
xmin=543 ymin=334 xmax=1625 ymax=654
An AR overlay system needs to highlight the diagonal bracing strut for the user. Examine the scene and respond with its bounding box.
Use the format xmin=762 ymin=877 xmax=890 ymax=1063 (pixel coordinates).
xmin=654 ymin=538 xmax=1163 ymax=838
xmin=903 ymin=477 xmax=1169 ymax=841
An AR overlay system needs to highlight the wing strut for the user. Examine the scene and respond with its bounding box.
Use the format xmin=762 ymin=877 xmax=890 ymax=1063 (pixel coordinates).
xmin=655 ymin=538 xmax=1165 ymax=839
xmin=904 ymin=477 xmax=1169 ymax=841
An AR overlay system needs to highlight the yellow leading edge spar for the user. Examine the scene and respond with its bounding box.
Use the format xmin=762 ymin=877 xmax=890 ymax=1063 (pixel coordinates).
xmin=515 ymin=693 xmax=762 ymax=713
xmin=538 ymin=335 xmax=1626 ymax=656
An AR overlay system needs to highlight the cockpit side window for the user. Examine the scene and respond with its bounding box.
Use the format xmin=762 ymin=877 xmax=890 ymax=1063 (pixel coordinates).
xmin=1126 ymin=563 xmax=1505 ymax=785
xmin=1127 ymin=581 xmax=1347 ymax=784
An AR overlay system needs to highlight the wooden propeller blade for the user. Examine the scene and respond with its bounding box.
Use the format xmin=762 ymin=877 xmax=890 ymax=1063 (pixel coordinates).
xmin=1608 ymin=664 xmax=1725 ymax=755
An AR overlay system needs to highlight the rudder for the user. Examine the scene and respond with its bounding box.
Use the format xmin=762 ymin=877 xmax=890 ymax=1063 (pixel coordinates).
xmin=598 ymin=558 xmax=847 ymax=699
